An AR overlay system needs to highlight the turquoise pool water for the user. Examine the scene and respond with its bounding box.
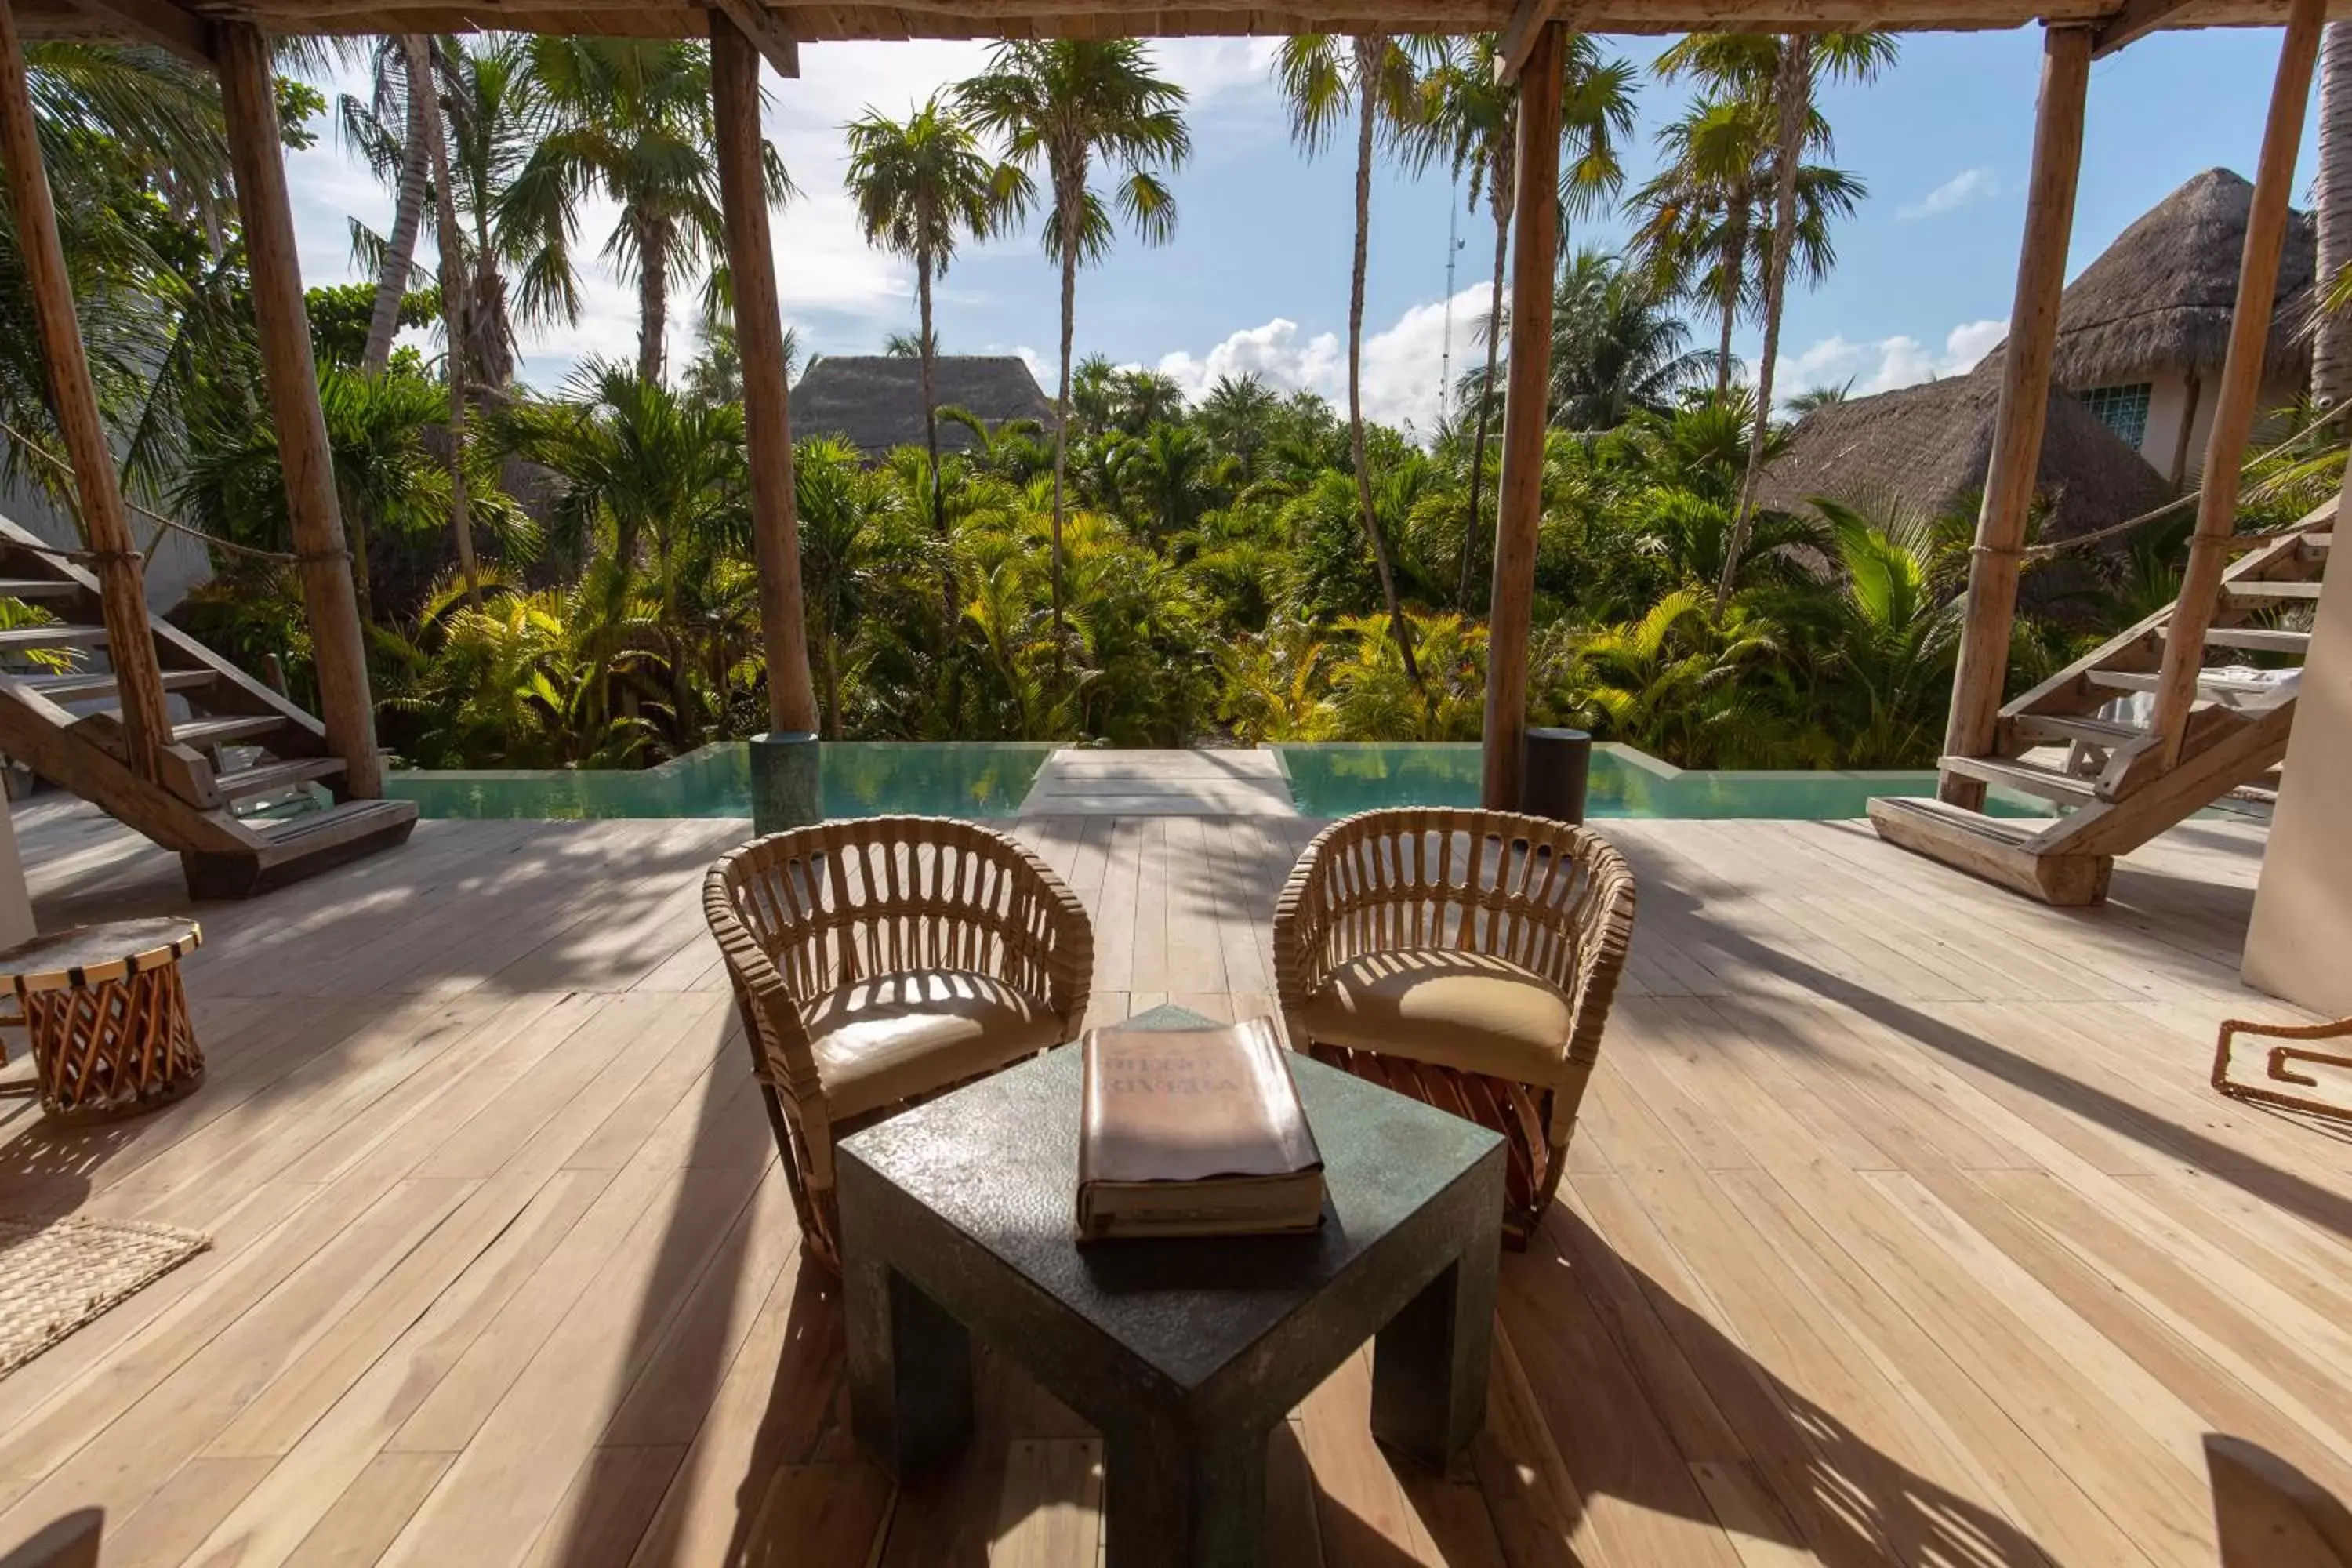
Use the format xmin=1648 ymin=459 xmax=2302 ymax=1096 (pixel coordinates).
xmin=383 ymin=739 xmax=2060 ymax=822
xmin=387 ymin=742 xmax=1058 ymax=820
xmin=1269 ymin=743 xmax=2059 ymax=821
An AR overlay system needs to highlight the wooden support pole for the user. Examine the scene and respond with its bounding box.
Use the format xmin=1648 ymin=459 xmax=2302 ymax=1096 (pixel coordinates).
xmin=1479 ymin=20 xmax=1565 ymax=814
xmin=0 ymin=0 xmax=175 ymax=786
xmin=218 ymin=22 xmax=383 ymax=797
xmin=1938 ymin=24 xmax=2091 ymax=810
xmin=2148 ymin=0 xmax=2323 ymax=769
xmin=711 ymin=13 xmax=818 ymax=738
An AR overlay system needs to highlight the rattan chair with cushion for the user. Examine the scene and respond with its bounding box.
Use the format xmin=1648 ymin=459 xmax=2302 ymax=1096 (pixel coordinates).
xmin=706 ymin=816 xmax=1093 ymax=1269
xmin=1273 ymin=808 xmax=1636 ymax=1245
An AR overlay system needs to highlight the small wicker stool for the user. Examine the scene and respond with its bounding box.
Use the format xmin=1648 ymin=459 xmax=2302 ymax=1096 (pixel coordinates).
xmin=0 ymin=919 xmax=205 ymax=1124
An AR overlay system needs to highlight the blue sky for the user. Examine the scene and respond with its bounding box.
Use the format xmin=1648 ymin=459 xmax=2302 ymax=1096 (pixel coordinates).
xmin=284 ymin=26 xmax=2317 ymax=433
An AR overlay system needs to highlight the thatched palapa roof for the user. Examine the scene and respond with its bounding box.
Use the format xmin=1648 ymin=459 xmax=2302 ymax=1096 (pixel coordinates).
xmin=19 ymin=0 xmax=2351 ymax=48
xmin=1998 ymin=168 xmax=2317 ymax=389
xmin=1752 ymin=370 xmax=2176 ymax=546
xmin=789 ymin=355 xmax=1054 ymax=459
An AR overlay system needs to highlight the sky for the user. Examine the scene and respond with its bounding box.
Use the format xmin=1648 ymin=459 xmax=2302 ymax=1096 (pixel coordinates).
xmin=282 ymin=26 xmax=2321 ymax=437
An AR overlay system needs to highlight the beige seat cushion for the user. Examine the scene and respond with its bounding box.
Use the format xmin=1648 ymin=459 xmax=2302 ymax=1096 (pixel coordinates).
xmin=802 ymin=968 xmax=1060 ymax=1120
xmin=1298 ymin=948 xmax=1572 ymax=1083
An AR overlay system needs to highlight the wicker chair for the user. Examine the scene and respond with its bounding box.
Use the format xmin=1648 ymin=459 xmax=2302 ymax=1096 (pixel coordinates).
xmin=706 ymin=816 xmax=1093 ymax=1269
xmin=1273 ymin=808 xmax=1637 ymax=1245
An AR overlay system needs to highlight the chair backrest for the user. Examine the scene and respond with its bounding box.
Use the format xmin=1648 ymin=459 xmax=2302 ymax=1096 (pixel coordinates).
xmin=709 ymin=816 xmax=1032 ymax=995
xmin=1295 ymin=807 xmax=1634 ymax=983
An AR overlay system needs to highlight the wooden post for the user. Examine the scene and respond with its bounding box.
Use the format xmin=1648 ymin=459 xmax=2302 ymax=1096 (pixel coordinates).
xmin=0 ymin=0 xmax=176 ymax=785
xmin=2149 ymin=0 xmax=2325 ymax=768
xmin=1479 ymin=21 xmax=1566 ymax=814
xmin=711 ymin=13 xmax=818 ymax=737
xmin=217 ymin=22 xmax=381 ymax=797
xmin=1938 ymin=24 xmax=2091 ymax=810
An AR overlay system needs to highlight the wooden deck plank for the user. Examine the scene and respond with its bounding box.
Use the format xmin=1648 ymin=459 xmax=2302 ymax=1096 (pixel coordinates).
xmin=3 ymin=798 xmax=2344 ymax=1568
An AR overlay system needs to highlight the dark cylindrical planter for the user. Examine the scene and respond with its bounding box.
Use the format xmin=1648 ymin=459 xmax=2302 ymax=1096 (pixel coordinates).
xmin=1519 ymin=728 xmax=1592 ymax=826
xmin=750 ymin=731 xmax=821 ymax=836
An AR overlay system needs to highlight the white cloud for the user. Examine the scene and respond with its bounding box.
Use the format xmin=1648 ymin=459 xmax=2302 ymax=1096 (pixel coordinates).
xmin=1898 ymin=168 xmax=1997 ymax=221
xmin=1158 ymin=283 xmax=1492 ymax=437
xmin=1785 ymin=317 xmax=2007 ymax=402
xmin=286 ymin=38 xmax=1282 ymax=388
xmin=1158 ymin=318 xmax=1341 ymax=401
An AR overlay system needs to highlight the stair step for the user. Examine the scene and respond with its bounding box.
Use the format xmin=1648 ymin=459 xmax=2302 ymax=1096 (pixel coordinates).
xmin=172 ymin=714 xmax=287 ymax=749
xmin=1940 ymin=753 xmax=2100 ymax=803
xmin=1867 ymin=795 xmax=2112 ymax=906
xmin=2200 ymin=625 xmax=2310 ymax=655
xmin=185 ymin=797 xmax=420 ymax=898
xmin=214 ymin=756 xmax=343 ymax=800
xmin=0 ymin=579 xmax=85 ymax=599
xmin=20 ymin=667 xmax=216 ymax=702
xmin=2085 ymin=667 xmax=2288 ymax=701
xmin=2012 ymin=713 xmax=2146 ymax=748
xmin=0 ymin=624 xmax=105 ymax=650
xmin=2224 ymin=580 xmax=2322 ymax=604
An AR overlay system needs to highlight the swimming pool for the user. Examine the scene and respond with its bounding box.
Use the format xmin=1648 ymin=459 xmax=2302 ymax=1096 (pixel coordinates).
xmin=1270 ymin=743 xmax=2059 ymax=821
xmin=380 ymin=739 xmax=2060 ymax=822
xmin=385 ymin=742 xmax=1060 ymax=820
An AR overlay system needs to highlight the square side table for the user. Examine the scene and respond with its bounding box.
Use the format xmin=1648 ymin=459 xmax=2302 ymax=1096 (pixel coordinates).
xmin=839 ymin=1039 xmax=1504 ymax=1568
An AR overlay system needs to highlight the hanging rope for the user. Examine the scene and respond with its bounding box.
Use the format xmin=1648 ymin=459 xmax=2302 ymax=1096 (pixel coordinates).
xmin=0 ymin=417 xmax=299 ymax=565
xmin=2015 ymin=401 xmax=2350 ymax=564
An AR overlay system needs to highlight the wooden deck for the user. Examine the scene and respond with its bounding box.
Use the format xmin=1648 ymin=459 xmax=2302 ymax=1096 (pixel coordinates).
xmin=0 ymin=797 xmax=2346 ymax=1567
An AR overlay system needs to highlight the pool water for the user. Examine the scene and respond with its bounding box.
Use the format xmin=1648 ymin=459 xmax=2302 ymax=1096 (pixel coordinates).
xmin=1272 ymin=743 xmax=2060 ymax=821
xmin=383 ymin=739 xmax=2060 ymax=822
xmin=386 ymin=742 xmax=1059 ymax=821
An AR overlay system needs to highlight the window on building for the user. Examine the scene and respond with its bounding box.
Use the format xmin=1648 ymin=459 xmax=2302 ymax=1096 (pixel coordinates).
xmin=2078 ymin=383 xmax=2153 ymax=450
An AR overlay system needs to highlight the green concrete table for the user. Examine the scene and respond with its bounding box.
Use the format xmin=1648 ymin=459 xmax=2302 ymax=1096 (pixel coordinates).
xmin=838 ymin=1023 xmax=1505 ymax=1568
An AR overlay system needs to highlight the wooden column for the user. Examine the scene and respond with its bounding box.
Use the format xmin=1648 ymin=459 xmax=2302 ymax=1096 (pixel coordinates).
xmin=2149 ymin=0 xmax=2325 ymax=768
xmin=0 ymin=0 xmax=175 ymax=785
xmin=1938 ymin=24 xmax=2091 ymax=810
xmin=1479 ymin=20 xmax=1566 ymax=814
xmin=711 ymin=14 xmax=818 ymax=737
xmin=218 ymin=23 xmax=381 ymax=797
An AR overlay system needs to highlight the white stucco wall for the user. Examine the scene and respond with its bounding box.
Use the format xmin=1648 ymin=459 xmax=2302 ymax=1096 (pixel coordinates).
xmin=2244 ymin=502 xmax=2352 ymax=1013
xmin=0 ymin=465 xmax=212 ymax=612
xmin=2089 ymin=368 xmax=2307 ymax=488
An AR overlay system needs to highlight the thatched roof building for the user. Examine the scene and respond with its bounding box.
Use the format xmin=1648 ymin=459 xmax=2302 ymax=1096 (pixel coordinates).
xmin=789 ymin=354 xmax=1054 ymax=459
xmin=2040 ymin=166 xmax=2314 ymax=389
xmin=1972 ymin=167 xmax=2314 ymax=481
xmin=1753 ymin=370 xmax=2176 ymax=547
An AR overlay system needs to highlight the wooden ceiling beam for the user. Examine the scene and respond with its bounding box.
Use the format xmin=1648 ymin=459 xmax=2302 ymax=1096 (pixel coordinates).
xmin=2091 ymin=0 xmax=2205 ymax=55
xmin=1494 ymin=0 xmax=1562 ymax=83
xmin=709 ymin=0 xmax=800 ymax=75
xmin=62 ymin=0 xmax=212 ymax=65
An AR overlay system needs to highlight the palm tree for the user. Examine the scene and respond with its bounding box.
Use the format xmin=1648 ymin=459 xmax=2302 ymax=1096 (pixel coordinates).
xmin=844 ymin=94 xmax=1029 ymax=569
xmin=442 ymin=35 xmax=549 ymax=394
xmin=503 ymin=37 xmax=789 ymax=383
xmin=1774 ymin=499 xmax=1962 ymax=768
xmin=2315 ymin=24 xmax=2352 ymax=403
xmin=1196 ymin=372 xmax=1279 ymax=479
xmin=1487 ymin=249 xmax=1711 ymax=432
xmin=1786 ymin=379 xmax=1853 ymax=413
xmin=956 ymin=41 xmax=1189 ymax=665
xmin=1417 ymin=31 xmax=1637 ymax=608
xmin=1650 ymin=32 xmax=1896 ymax=608
xmin=1275 ymin=33 xmax=1425 ymax=681
xmin=338 ymin=36 xmax=434 ymax=372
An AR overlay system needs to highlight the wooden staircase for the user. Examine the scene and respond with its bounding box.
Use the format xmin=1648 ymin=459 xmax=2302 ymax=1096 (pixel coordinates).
xmin=1871 ymin=501 xmax=2329 ymax=906
xmin=0 ymin=514 xmax=416 ymax=898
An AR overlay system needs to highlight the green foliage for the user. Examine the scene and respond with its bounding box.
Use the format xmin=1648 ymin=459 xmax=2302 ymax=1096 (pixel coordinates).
xmin=307 ymin=281 xmax=439 ymax=370
xmin=32 ymin=31 xmax=2315 ymax=787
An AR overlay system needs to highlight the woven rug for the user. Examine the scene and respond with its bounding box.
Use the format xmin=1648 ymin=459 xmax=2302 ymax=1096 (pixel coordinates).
xmin=0 ymin=1215 xmax=209 ymax=1377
